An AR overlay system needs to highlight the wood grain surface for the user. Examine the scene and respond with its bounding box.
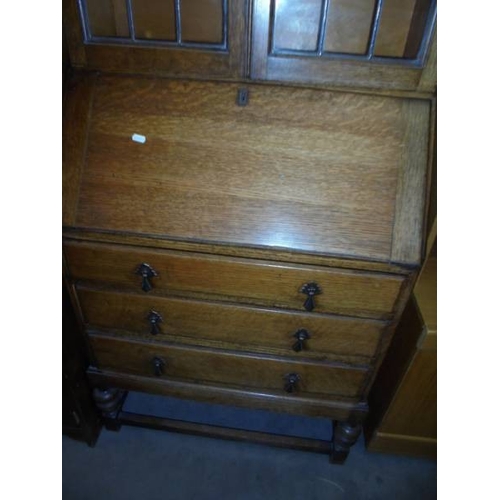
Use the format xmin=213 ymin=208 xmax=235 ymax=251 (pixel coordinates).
xmin=89 ymin=334 xmax=369 ymax=398
xmin=68 ymin=74 xmax=429 ymax=262
xmin=64 ymin=240 xmax=405 ymax=319
xmin=63 ymin=72 xmax=96 ymax=226
xmin=390 ymin=98 xmax=431 ymax=265
xmin=77 ymin=287 xmax=387 ymax=362
xmin=264 ymin=55 xmax=422 ymax=90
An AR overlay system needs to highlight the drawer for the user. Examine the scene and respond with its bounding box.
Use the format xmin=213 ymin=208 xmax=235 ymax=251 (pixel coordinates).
xmin=65 ymin=240 xmax=405 ymax=319
xmin=89 ymin=334 xmax=369 ymax=399
xmin=79 ymin=288 xmax=386 ymax=362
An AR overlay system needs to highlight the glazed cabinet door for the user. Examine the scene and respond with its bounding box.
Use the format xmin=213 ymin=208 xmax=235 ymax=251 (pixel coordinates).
xmin=251 ymin=0 xmax=436 ymax=91
xmin=63 ymin=0 xmax=248 ymax=80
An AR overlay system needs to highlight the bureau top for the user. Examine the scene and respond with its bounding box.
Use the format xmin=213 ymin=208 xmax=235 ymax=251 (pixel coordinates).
xmin=63 ymin=73 xmax=431 ymax=267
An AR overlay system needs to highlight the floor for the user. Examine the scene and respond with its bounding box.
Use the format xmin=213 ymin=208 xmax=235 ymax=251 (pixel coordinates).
xmin=62 ymin=393 xmax=437 ymax=500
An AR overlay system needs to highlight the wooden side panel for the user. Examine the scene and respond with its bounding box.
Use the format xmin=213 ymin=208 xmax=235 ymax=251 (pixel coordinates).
xmin=89 ymin=334 xmax=369 ymax=398
xmin=364 ymin=295 xmax=424 ymax=439
xmin=64 ymin=240 xmax=405 ymax=319
xmin=365 ymin=252 xmax=436 ymax=458
xmin=390 ymin=98 xmax=431 ymax=265
xmin=378 ymin=349 xmax=436 ymax=438
xmin=77 ymin=288 xmax=387 ymax=361
xmin=414 ymin=254 xmax=436 ymax=333
xmin=62 ymin=72 xmax=96 ymax=226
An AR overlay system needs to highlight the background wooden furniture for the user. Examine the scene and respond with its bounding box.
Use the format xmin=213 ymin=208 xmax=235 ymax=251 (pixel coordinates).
xmin=364 ymin=242 xmax=436 ymax=458
xmin=364 ymin=122 xmax=436 ymax=458
xmin=62 ymin=0 xmax=436 ymax=463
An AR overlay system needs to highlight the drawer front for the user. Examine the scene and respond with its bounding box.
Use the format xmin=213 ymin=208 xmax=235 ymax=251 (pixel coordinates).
xmin=65 ymin=240 xmax=405 ymax=319
xmin=90 ymin=334 xmax=368 ymax=398
xmin=79 ymin=288 xmax=386 ymax=361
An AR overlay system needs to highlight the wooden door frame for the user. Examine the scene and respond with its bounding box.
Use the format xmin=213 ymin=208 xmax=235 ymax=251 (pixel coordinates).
xmin=63 ymin=0 xmax=249 ymax=80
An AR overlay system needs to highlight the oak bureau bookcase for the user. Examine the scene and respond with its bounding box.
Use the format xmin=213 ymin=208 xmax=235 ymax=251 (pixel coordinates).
xmin=63 ymin=0 xmax=436 ymax=463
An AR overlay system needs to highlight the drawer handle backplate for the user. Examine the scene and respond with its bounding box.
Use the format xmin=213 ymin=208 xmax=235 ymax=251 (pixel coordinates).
xmin=152 ymin=357 xmax=166 ymax=377
xmin=284 ymin=373 xmax=301 ymax=393
xmin=300 ymin=282 xmax=322 ymax=312
xmin=147 ymin=310 xmax=163 ymax=335
xmin=292 ymin=329 xmax=311 ymax=352
xmin=135 ymin=263 xmax=158 ymax=292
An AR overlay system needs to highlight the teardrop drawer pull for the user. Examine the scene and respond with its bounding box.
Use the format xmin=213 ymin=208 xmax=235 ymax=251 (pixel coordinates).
xmin=283 ymin=373 xmax=301 ymax=393
xmin=135 ymin=263 xmax=158 ymax=292
xmin=300 ymin=282 xmax=322 ymax=312
xmin=152 ymin=357 xmax=166 ymax=377
xmin=147 ymin=310 xmax=163 ymax=335
xmin=292 ymin=329 xmax=311 ymax=352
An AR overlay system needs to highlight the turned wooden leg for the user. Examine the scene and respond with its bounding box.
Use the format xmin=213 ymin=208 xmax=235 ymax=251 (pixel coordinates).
xmin=92 ymin=388 xmax=127 ymax=431
xmin=330 ymin=420 xmax=363 ymax=464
